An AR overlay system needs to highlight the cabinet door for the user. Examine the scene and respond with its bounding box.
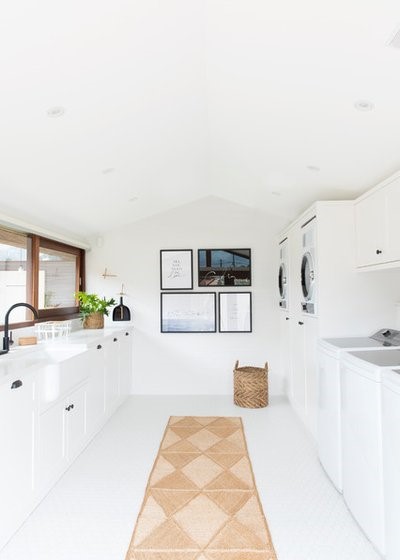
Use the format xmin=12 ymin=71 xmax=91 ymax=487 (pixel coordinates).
xmin=119 ymin=331 xmax=133 ymax=399
xmin=0 ymin=374 xmax=35 ymax=549
xmin=355 ymin=191 xmax=385 ymax=266
xmin=86 ymin=346 xmax=106 ymax=436
xmin=104 ymin=338 xmax=120 ymax=414
xmin=279 ymin=313 xmax=292 ymax=397
xmin=304 ymin=316 xmax=319 ymax=438
xmin=385 ymin=177 xmax=400 ymax=263
xmin=65 ymin=383 xmax=87 ymax=461
xmin=289 ymin=316 xmax=306 ymax=415
xmin=36 ymin=399 xmax=66 ymax=494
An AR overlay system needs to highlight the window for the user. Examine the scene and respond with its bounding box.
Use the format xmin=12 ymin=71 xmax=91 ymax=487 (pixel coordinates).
xmin=0 ymin=230 xmax=29 ymax=323
xmin=0 ymin=228 xmax=85 ymax=328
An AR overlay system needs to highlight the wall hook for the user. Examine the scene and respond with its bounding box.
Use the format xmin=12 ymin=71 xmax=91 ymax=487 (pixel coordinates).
xmin=101 ymin=267 xmax=117 ymax=279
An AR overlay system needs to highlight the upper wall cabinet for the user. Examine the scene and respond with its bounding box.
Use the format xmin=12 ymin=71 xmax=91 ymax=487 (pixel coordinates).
xmin=355 ymin=175 xmax=400 ymax=268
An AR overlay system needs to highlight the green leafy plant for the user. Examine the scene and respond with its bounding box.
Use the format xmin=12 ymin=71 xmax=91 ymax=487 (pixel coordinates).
xmin=74 ymin=291 xmax=116 ymax=320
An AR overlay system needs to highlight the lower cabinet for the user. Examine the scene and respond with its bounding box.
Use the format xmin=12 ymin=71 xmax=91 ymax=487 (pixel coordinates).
xmin=86 ymin=346 xmax=106 ymax=435
xmin=36 ymin=382 xmax=88 ymax=493
xmin=0 ymin=372 xmax=35 ymax=550
xmin=119 ymin=330 xmax=133 ymax=398
xmin=104 ymin=337 xmax=120 ymax=414
xmin=287 ymin=314 xmax=319 ymax=438
xmin=0 ymin=327 xmax=133 ymax=552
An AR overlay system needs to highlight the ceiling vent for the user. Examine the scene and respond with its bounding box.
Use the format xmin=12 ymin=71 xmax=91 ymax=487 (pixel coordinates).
xmin=388 ymin=26 xmax=400 ymax=49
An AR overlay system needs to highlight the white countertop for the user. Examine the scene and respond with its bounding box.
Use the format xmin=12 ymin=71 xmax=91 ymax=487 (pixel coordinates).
xmin=0 ymin=325 xmax=133 ymax=386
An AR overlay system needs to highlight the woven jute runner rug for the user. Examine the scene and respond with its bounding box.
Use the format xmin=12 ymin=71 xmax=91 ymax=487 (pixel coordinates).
xmin=125 ymin=416 xmax=277 ymax=560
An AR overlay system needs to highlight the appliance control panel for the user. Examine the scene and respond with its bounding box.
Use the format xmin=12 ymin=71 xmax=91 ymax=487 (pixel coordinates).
xmin=371 ymin=329 xmax=400 ymax=346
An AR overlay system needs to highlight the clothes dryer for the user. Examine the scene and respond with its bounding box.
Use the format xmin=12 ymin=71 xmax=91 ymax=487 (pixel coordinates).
xmin=278 ymin=237 xmax=288 ymax=310
xmin=318 ymin=329 xmax=400 ymax=492
xmin=341 ymin=348 xmax=400 ymax=555
xmin=300 ymin=218 xmax=316 ymax=314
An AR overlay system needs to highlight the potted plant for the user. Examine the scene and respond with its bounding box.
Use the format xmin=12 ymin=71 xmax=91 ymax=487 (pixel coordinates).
xmin=75 ymin=291 xmax=116 ymax=329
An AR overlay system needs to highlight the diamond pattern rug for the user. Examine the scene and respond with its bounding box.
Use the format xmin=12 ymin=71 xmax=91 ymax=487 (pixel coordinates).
xmin=125 ymin=416 xmax=277 ymax=560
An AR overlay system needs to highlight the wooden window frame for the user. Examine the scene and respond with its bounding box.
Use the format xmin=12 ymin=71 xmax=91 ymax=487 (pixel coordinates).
xmin=0 ymin=231 xmax=85 ymax=330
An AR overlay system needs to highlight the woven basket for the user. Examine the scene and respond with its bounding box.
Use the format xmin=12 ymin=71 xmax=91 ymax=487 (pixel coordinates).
xmin=233 ymin=360 xmax=269 ymax=408
xmin=83 ymin=312 xmax=104 ymax=329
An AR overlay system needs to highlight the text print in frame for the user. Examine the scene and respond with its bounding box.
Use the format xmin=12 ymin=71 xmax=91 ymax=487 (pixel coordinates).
xmin=160 ymin=250 xmax=193 ymax=290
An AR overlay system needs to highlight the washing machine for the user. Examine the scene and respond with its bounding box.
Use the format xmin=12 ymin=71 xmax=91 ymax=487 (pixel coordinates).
xmin=318 ymin=328 xmax=400 ymax=493
xmin=341 ymin=348 xmax=400 ymax=555
xmin=382 ymin=368 xmax=400 ymax=560
xmin=278 ymin=237 xmax=288 ymax=310
xmin=300 ymin=218 xmax=316 ymax=314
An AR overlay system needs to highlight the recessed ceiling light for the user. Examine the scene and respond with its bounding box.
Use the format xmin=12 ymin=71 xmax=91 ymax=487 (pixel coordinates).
xmin=307 ymin=165 xmax=320 ymax=172
xmin=354 ymin=100 xmax=375 ymax=112
xmin=46 ymin=106 xmax=65 ymax=118
xmin=102 ymin=168 xmax=115 ymax=175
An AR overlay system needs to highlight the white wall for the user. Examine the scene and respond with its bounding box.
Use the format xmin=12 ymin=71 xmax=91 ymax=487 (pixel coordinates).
xmin=86 ymin=196 xmax=286 ymax=395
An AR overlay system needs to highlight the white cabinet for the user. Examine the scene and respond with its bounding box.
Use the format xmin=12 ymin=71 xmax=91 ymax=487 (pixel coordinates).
xmin=0 ymin=373 xmax=35 ymax=550
xmin=355 ymin=175 xmax=400 ymax=267
xmin=119 ymin=330 xmax=133 ymax=398
xmin=279 ymin=313 xmax=291 ymax=396
xmin=0 ymin=327 xmax=133 ymax=553
xmin=104 ymin=337 xmax=120 ymax=413
xmin=36 ymin=381 xmax=88 ymax=493
xmin=287 ymin=314 xmax=318 ymax=436
xmin=289 ymin=316 xmax=306 ymax=412
xmin=86 ymin=346 xmax=106 ymax=436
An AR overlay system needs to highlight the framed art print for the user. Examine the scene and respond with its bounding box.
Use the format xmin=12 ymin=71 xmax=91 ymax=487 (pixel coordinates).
xmin=160 ymin=249 xmax=193 ymax=290
xmin=161 ymin=292 xmax=216 ymax=333
xmin=198 ymin=249 xmax=251 ymax=287
xmin=218 ymin=292 xmax=252 ymax=332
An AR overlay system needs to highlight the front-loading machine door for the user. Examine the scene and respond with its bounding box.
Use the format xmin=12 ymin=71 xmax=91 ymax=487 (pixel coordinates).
xmin=279 ymin=262 xmax=287 ymax=304
xmin=301 ymin=251 xmax=315 ymax=302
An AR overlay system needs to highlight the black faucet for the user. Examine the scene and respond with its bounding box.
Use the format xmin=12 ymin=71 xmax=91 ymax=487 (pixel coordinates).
xmin=0 ymin=303 xmax=39 ymax=355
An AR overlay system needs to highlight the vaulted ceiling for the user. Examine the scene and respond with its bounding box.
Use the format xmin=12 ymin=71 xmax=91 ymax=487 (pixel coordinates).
xmin=1 ymin=0 xmax=400 ymax=239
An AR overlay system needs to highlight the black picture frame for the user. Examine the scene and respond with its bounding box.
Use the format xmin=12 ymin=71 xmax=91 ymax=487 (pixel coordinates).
xmin=161 ymin=292 xmax=217 ymax=333
xmin=198 ymin=248 xmax=251 ymax=287
xmin=218 ymin=292 xmax=252 ymax=333
xmin=160 ymin=249 xmax=193 ymax=290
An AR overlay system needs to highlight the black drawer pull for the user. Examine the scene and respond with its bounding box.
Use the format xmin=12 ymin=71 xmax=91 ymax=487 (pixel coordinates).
xmin=113 ymin=337 xmax=118 ymax=342
xmin=11 ymin=380 xmax=23 ymax=389
xmin=298 ymin=321 xmax=304 ymax=325
xmin=285 ymin=317 xmax=290 ymax=321
xmin=97 ymin=344 xmax=102 ymax=350
xmin=376 ymin=249 xmax=382 ymax=255
xmin=125 ymin=332 xmax=129 ymax=336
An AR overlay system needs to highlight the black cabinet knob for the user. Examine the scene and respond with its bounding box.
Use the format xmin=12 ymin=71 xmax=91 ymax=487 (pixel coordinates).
xmin=376 ymin=249 xmax=382 ymax=254
xmin=97 ymin=344 xmax=102 ymax=350
xmin=285 ymin=317 xmax=290 ymax=321
xmin=298 ymin=321 xmax=304 ymax=325
xmin=113 ymin=338 xmax=117 ymax=342
xmin=65 ymin=405 xmax=70 ymax=412
xmin=11 ymin=380 xmax=22 ymax=389
xmin=70 ymin=404 xmax=74 ymax=410
xmin=125 ymin=332 xmax=129 ymax=336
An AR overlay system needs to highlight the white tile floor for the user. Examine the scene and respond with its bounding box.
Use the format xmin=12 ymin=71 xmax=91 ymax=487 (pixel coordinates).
xmin=0 ymin=395 xmax=381 ymax=560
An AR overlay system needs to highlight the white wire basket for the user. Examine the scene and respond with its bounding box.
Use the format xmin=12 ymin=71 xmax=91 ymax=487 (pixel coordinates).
xmin=36 ymin=320 xmax=72 ymax=340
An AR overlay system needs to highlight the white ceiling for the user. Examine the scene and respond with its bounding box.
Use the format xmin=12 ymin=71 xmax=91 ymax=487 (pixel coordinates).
xmin=1 ymin=0 xmax=400 ymax=240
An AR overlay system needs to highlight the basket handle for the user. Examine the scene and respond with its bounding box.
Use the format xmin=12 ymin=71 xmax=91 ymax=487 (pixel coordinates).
xmin=264 ymin=361 xmax=268 ymax=371
xmin=234 ymin=360 xmax=239 ymax=370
